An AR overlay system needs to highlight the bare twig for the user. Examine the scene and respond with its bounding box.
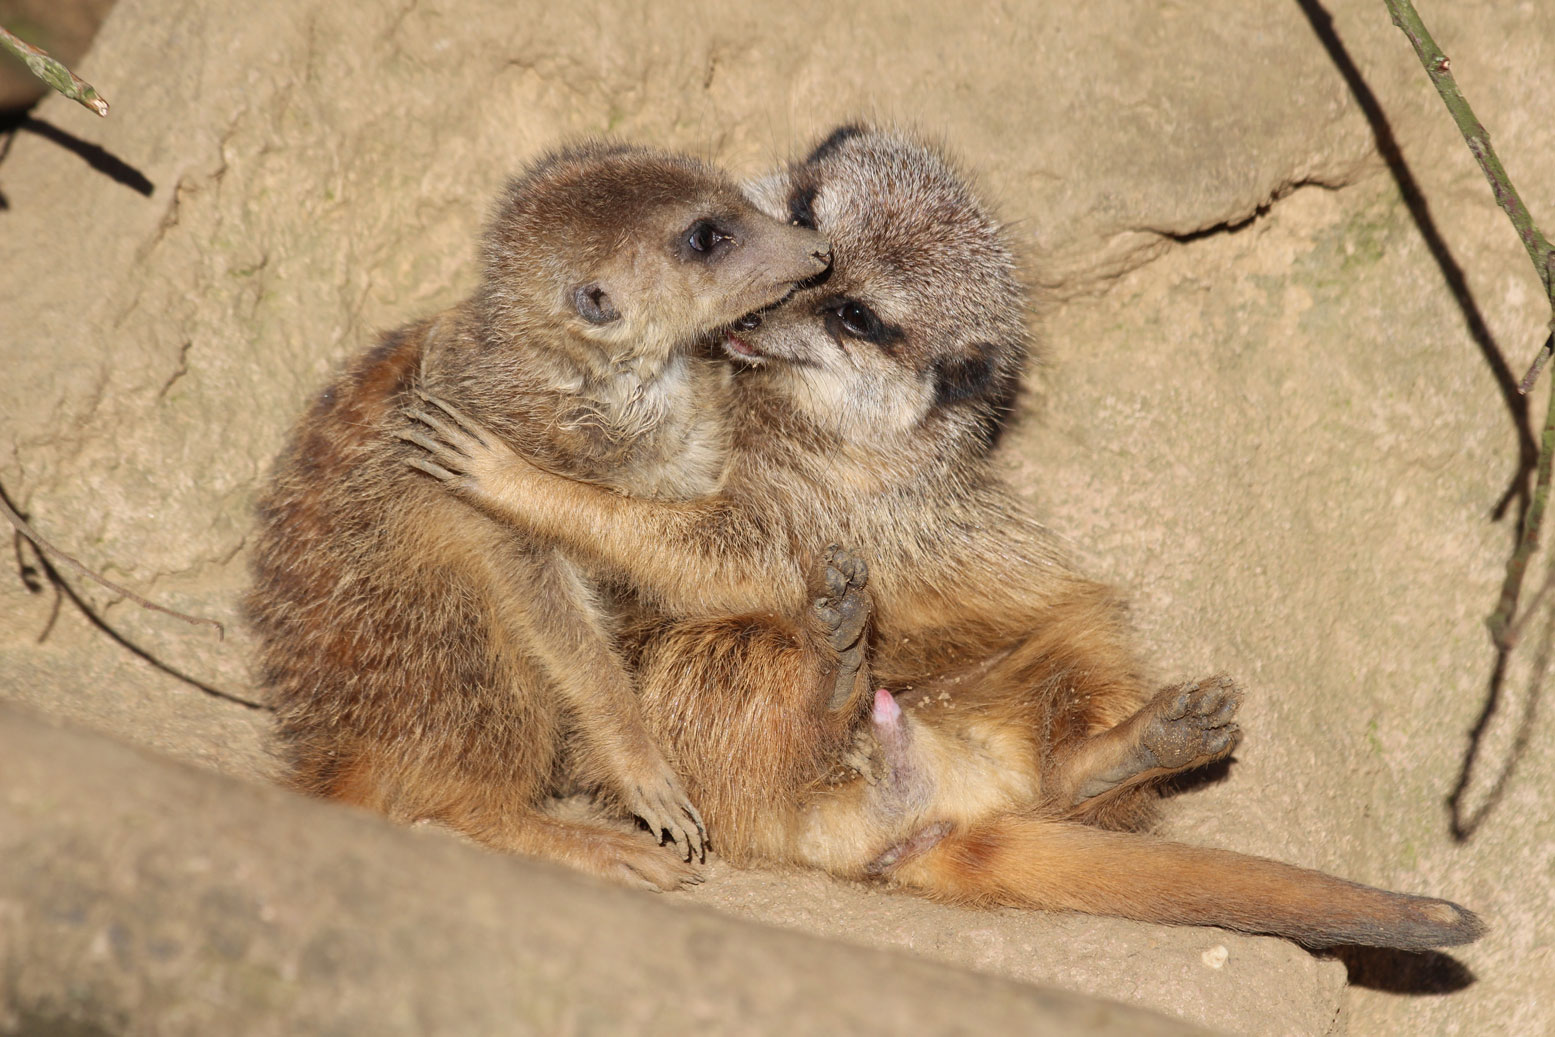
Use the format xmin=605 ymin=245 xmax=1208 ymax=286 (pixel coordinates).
xmin=1383 ymin=0 xmax=1555 ymax=390
xmin=1 ymin=494 xmax=224 ymax=639
xmin=1382 ymin=3 xmax=1553 ymax=293
xmin=1517 ymin=330 xmax=1555 ymax=396
xmin=1384 ymin=1 xmax=1555 ymax=646
xmin=0 ymin=24 xmax=109 ymax=117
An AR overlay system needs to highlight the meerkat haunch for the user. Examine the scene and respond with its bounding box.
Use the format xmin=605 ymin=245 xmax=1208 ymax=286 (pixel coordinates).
xmin=407 ymin=128 xmax=1484 ymax=947
xmin=246 ymin=141 xmax=830 ymax=889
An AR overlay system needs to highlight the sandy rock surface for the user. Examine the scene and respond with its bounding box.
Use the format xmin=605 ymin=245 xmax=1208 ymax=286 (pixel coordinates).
xmin=2 ymin=0 xmax=1551 ymax=1033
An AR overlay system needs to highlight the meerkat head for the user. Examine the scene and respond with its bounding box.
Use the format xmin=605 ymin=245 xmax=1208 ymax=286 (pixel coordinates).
xmin=476 ymin=142 xmax=832 ymax=367
xmin=728 ymin=125 xmax=1028 ymax=454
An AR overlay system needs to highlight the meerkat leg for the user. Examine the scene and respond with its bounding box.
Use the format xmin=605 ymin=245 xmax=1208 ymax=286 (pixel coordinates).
xmin=290 ymin=737 xmax=699 ymax=891
xmin=1047 ymin=675 xmax=1243 ymax=809
xmin=807 ymin=545 xmax=884 ymax=783
xmin=484 ymin=547 xmax=707 ymax=861
xmin=437 ymin=791 xmax=703 ymax=892
xmin=626 ymin=546 xmax=877 ymax=864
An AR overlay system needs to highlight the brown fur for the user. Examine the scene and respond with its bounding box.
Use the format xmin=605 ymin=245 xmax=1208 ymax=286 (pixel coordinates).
xmin=407 ymin=127 xmax=1483 ymax=946
xmin=247 ymin=141 xmax=829 ymax=888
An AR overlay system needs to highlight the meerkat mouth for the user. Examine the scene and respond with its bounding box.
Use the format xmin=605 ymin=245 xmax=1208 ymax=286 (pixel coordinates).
xmin=723 ymin=310 xmax=767 ymax=360
xmin=715 ymin=302 xmax=776 ymax=362
xmin=714 ymin=276 xmax=812 ymax=363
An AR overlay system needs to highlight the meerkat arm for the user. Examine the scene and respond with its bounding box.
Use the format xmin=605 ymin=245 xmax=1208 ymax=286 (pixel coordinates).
xmin=402 ymin=394 xmax=806 ymax=617
xmin=487 ymin=547 xmax=707 ymax=860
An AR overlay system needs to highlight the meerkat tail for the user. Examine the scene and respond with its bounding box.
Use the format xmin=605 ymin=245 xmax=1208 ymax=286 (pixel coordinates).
xmin=888 ymin=815 xmax=1484 ymax=950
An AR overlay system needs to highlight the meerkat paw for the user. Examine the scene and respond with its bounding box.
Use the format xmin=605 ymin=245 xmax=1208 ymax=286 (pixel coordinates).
xmin=808 ymin=544 xmax=873 ymax=653
xmin=807 ymin=544 xmax=874 ymax=712
xmin=398 ymin=391 xmax=518 ymax=499
xmin=1138 ymin=674 xmax=1243 ymax=772
xmin=616 ymin=760 xmax=708 ymax=865
xmin=607 ymin=839 xmax=704 ymax=892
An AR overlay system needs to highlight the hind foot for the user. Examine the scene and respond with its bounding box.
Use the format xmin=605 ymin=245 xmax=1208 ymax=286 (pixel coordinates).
xmin=807 ymin=545 xmax=873 ymax=712
xmin=810 ymin=545 xmax=871 ymax=653
xmin=1137 ymin=675 xmax=1243 ymax=772
xmin=1057 ymin=674 xmax=1243 ymax=808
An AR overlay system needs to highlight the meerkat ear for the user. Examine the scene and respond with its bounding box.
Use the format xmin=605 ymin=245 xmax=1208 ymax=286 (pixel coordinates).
xmin=932 ymin=346 xmax=998 ymax=409
xmin=572 ymin=283 xmax=620 ymax=324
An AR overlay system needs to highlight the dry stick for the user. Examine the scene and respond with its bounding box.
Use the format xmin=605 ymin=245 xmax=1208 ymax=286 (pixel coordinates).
xmin=1384 ymin=0 xmax=1555 ymax=647
xmin=1 ymin=496 xmax=224 ymax=640
xmin=0 ymin=25 xmax=109 ymax=117
xmin=1382 ymin=0 xmax=1555 ymax=388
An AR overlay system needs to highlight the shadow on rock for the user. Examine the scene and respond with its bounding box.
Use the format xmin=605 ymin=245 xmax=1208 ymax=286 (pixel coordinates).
xmin=3 ymin=480 xmax=268 ymax=712
xmin=1330 ymin=946 xmax=1477 ymax=996
xmin=1294 ymin=0 xmax=1544 ymax=846
xmin=1447 ymin=585 xmax=1551 ymax=840
xmin=1157 ymin=755 xmax=1235 ymax=801
xmin=13 ymin=115 xmax=154 ymax=196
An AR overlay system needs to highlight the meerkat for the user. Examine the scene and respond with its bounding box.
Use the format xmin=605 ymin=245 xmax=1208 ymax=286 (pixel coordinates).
xmin=246 ymin=141 xmax=831 ymax=889
xmin=405 ymin=126 xmax=1483 ymax=947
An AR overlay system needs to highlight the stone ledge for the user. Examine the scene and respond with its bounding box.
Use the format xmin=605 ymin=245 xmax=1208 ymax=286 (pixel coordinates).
xmin=0 ymin=704 xmax=1209 ymax=1036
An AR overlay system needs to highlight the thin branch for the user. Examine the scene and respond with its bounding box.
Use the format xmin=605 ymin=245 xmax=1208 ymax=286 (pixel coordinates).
xmin=1383 ymin=0 xmax=1555 ymax=387
xmin=0 ymin=24 xmax=109 ymax=117
xmin=0 ymin=493 xmax=224 ymax=639
xmin=1517 ymin=331 xmax=1554 ymax=396
xmin=1383 ymin=1 xmax=1555 ymax=645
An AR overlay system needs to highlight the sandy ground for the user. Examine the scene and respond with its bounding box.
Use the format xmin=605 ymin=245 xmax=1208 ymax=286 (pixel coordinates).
xmin=2 ymin=0 xmax=1552 ymax=1032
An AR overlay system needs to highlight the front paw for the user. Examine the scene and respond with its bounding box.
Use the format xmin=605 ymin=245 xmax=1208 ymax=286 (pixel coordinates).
xmin=620 ymin=762 xmax=708 ymax=865
xmin=397 ymin=391 xmax=512 ymax=495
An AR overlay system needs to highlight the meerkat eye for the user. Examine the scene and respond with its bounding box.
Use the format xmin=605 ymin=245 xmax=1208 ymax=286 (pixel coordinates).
xmin=837 ymin=300 xmax=878 ymax=338
xmin=685 ymin=220 xmax=729 ymax=255
xmin=822 ymin=296 xmax=901 ymax=349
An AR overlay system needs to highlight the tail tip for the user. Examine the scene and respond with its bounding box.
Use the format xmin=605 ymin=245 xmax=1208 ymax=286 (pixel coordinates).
xmin=1424 ymin=900 xmax=1486 ymax=946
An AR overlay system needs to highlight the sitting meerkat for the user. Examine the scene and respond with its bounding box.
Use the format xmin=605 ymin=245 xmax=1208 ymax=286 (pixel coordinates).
xmin=405 ymin=126 xmax=1483 ymax=948
xmin=246 ymin=141 xmax=830 ymax=889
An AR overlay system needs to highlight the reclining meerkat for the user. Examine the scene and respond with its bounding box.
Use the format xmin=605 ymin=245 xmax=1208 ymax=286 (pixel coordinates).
xmin=246 ymin=141 xmax=831 ymax=889
xmin=405 ymin=126 xmax=1484 ymax=948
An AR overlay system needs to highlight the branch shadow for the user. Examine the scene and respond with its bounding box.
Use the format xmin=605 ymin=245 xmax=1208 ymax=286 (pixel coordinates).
xmin=1292 ymin=0 xmax=1543 ymax=844
xmin=0 ymin=108 xmax=18 ymax=210
xmin=13 ymin=114 xmax=154 ymax=196
xmin=2 ymin=481 xmax=269 ymax=712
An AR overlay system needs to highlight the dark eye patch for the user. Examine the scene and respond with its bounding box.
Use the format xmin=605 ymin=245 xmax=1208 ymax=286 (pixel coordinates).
xmin=820 ymin=296 xmax=904 ymax=349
